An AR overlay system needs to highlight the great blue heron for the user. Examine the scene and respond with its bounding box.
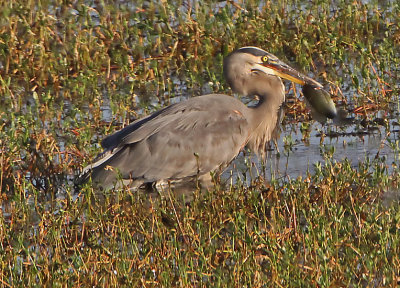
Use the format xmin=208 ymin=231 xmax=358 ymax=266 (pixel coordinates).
xmin=76 ymin=47 xmax=336 ymax=189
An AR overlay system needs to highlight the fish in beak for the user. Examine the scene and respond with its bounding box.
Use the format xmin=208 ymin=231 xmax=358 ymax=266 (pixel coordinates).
xmin=302 ymin=84 xmax=337 ymax=122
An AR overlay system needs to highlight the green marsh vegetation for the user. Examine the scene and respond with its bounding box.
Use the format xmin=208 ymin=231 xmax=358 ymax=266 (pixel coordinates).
xmin=1 ymin=0 xmax=400 ymax=286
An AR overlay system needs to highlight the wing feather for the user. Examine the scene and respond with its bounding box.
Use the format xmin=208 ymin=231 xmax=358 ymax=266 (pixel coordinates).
xmin=79 ymin=94 xmax=252 ymax=188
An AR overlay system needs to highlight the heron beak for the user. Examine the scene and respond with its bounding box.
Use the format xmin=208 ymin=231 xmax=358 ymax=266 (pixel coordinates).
xmin=256 ymin=61 xmax=323 ymax=88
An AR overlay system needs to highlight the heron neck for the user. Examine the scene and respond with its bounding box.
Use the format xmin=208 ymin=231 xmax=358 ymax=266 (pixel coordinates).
xmin=245 ymin=80 xmax=285 ymax=156
xmin=248 ymin=81 xmax=285 ymax=129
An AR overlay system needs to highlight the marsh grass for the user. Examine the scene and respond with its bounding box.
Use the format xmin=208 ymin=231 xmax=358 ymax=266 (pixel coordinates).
xmin=1 ymin=0 xmax=400 ymax=286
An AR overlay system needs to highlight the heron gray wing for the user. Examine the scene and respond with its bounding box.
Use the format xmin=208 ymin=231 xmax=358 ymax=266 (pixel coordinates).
xmin=88 ymin=94 xmax=251 ymax=186
xmin=103 ymin=94 xmax=248 ymax=149
xmin=134 ymin=106 xmax=250 ymax=180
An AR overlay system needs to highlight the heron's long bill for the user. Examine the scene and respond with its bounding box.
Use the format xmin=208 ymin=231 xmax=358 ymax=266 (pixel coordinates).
xmin=259 ymin=61 xmax=323 ymax=88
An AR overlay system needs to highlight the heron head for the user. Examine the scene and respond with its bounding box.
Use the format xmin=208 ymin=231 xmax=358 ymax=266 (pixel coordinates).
xmin=226 ymin=46 xmax=323 ymax=88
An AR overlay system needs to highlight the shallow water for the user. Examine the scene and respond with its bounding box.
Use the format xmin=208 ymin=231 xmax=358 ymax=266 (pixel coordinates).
xmin=222 ymin=118 xmax=399 ymax=184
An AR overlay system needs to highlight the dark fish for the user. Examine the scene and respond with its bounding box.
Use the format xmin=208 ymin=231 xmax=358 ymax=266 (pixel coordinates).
xmin=303 ymin=84 xmax=337 ymax=122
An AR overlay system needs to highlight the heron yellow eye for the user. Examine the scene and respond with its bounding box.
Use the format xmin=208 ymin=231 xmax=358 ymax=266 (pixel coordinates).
xmin=262 ymin=56 xmax=269 ymax=63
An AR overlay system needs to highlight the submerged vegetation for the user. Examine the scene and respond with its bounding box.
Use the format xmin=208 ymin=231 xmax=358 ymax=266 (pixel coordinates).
xmin=0 ymin=0 xmax=399 ymax=286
